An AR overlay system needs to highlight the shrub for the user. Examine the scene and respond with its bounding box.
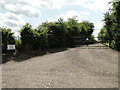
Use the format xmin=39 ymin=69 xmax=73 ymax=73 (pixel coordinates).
xmin=1 ymin=27 xmax=15 ymax=53
xmin=32 ymin=27 xmax=48 ymax=50
xmin=20 ymin=23 xmax=48 ymax=50
xmin=15 ymin=39 xmax=22 ymax=51
xmin=20 ymin=23 xmax=34 ymax=47
xmin=47 ymin=23 xmax=67 ymax=48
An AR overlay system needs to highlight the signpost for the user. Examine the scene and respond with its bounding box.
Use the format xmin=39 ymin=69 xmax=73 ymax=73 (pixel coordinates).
xmin=7 ymin=45 xmax=16 ymax=50
xmin=86 ymin=38 xmax=89 ymax=41
xmin=86 ymin=38 xmax=89 ymax=46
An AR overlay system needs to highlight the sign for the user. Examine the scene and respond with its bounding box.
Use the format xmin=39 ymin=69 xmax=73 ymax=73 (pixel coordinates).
xmin=86 ymin=38 xmax=89 ymax=41
xmin=7 ymin=45 xmax=16 ymax=50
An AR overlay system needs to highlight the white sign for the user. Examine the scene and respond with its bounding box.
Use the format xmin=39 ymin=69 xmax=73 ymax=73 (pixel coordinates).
xmin=86 ymin=38 xmax=89 ymax=41
xmin=7 ymin=45 xmax=16 ymax=50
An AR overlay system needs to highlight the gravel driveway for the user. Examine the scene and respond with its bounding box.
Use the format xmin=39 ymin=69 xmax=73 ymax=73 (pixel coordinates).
xmin=2 ymin=44 xmax=118 ymax=88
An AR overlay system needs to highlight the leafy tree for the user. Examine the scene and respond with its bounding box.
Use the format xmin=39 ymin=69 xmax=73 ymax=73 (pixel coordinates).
xmin=20 ymin=23 xmax=48 ymax=50
xmin=0 ymin=27 xmax=15 ymax=52
xmin=20 ymin=23 xmax=34 ymax=50
xmin=35 ymin=25 xmax=48 ymax=49
xmin=47 ymin=18 xmax=67 ymax=47
xmin=89 ymin=35 xmax=96 ymax=42
xmin=112 ymin=1 xmax=120 ymax=50
xmin=67 ymin=17 xmax=80 ymax=36
xmin=98 ymin=27 xmax=108 ymax=43
xmin=19 ymin=17 xmax=95 ymax=50
xmin=103 ymin=12 xmax=114 ymax=47
xmin=99 ymin=0 xmax=120 ymax=51
xmin=20 ymin=23 xmax=34 ymax=46
xmin=79 ymin=21 xmax=94 ymax=40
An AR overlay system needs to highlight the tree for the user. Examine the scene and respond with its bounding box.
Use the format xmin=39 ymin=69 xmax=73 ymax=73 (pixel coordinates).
xmin=98 ymin=0 xmax=120 ymax=51
xmin=19 ymin=17 xmax=95 ymax=50
xmin=36 ymin=25 xmax=48 ymax=49
xmin=103 ymin=12 xmax=114 ymax=47
xmin=47 ymin=18 xmax=67 ymax=48
xmin=0 ymin=27 xmax=15 ymax=52
xmin=79 ymin=21 xmax=94 ymax=40
xmin=20 ymin=23 xmax=34 ymax=50
xmin=112 ymin=1 xmax=120 ymax=50
xmin=98 ymin=27 xmax=108 ymax=43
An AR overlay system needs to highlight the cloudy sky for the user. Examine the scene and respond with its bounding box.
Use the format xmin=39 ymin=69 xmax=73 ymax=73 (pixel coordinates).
xmin=0 ymin=0 xmax=111 ymax=37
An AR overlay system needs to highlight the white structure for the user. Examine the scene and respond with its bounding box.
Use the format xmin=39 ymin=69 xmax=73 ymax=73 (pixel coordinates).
xmin=86 ymin=38 xmax=89 ymax=41
xmin=7 ymin=45 xmax=16 ymax=50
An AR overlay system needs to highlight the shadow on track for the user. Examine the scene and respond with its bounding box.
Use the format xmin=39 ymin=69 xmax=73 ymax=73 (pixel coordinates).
xmin=2 ymin=43 xmax=109 ymax=63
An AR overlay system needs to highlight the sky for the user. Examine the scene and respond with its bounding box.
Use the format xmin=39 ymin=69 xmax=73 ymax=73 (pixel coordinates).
xmin=0 ymin=0 xmax=112 ymax=38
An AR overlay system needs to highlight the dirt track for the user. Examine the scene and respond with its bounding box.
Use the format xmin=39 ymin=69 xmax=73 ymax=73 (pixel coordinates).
xmin=2 ymin=44 xmax=118 ymax=88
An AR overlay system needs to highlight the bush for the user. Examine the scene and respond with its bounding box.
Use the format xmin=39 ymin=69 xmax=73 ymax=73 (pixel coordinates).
xmin=114 ymin=33 xmax=120 ymax=51
xmin=48 ymin=23 xmax=67 ymax=48
xmin=32 ymin=27 xmax=48 ymax=50
xmin=20 ymin=23 xmax=48 ymax=50
xmin=1 ymin=27 xmax=15 ymax=53
xmin=20 ymin=23 xmax=34 ymax=47
xmin=15 ymin=39 xmax=22 ymax=51
xmin=19 ymin=18 xmax=95 ymax=50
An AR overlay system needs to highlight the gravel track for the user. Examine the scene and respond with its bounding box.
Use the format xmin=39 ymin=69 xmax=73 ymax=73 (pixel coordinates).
xmin=2 ymin=43 xmax=118 ymax=88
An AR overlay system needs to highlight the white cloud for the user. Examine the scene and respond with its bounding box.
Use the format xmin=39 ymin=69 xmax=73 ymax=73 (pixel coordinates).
xmin=94 ymin=22 xmax=104 ymax=30
xmin=47 ymin=18 xmax=56 ymax=22
xmin=0 ymin=12 xmax=25 ymax=29
xmin=58 ymin=11 xmax=82 ymax=22
xmin=5 ymin=13 xmax=20 ymax=21
xmin=79 ymin=11 xmax=89 ymax=16
xmin=0 ymin=0 xmax=40 ymax=35
xmin=58 ymin=10 xmax=90 ymax=23
xmin=82 ymin=0 xmax=111 ymax=12
xmin=0 ymin=0 xmax=112 ymax=37
xmin=1 ymin=0 xmax=111 ymax=14
xmin=1 ymin=1 xmax=41 ymax=17
xmin=0 ymin=12 xmax=24 ymax=36
xmin=93 ymin=22 xmax=104 ymax=37
xmin=28 ymin=0 xmax=67 ymax=9
xmin=2 ymin=0 xmax=110 ymax=11
xmin=28 ymin=0 xmax=111 ymax=12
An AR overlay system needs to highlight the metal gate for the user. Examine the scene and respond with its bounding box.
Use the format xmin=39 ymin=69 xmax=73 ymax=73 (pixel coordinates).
xmin=70 ymin=36 xmax=109 ymax=49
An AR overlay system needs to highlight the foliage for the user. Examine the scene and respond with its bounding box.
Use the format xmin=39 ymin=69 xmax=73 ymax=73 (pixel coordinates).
xmin=20 ymin=23 xmax=34 ymax=46
xmin=0 ymin=27 xmax=15 ymax=52
xmin=66 ymin=18 xmax=94 ymax=46
xmin=89 ymin=35 xmax=96 ymax=42
xmin=79 ymin=21 xmax=94 ymax=39
xmin=34 ymin=25 xmax=48 ymax=49
xmin=98 ymin=27 xmax=109 ymax=43
xmin=98 ymin=0 xmax=120 ymax=51
xmin=1 ymin=17 xmax=95 ymax=52
xmin=47 ymin=18 xmax=67 ymax=48
xmin=15 ymin=39 xmax=22 ymax=51
xmin=20 ymin=23 xmax=48 ymax=50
